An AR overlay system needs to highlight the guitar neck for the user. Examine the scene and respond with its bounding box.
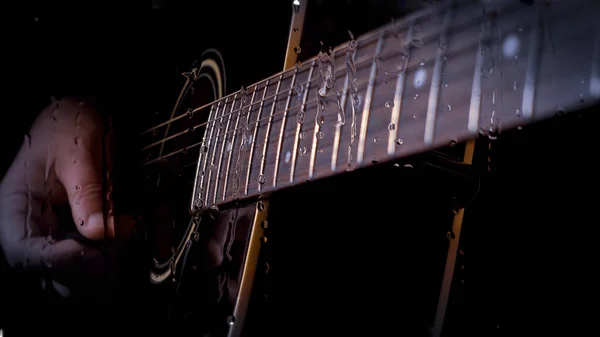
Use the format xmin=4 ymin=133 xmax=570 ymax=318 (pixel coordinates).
xmin=140 ymin=0 xmax=600 ymax=212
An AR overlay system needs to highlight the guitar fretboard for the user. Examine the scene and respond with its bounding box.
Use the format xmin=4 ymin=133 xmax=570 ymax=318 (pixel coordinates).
xmin=140 ymin=0 xmax=600 ymax=212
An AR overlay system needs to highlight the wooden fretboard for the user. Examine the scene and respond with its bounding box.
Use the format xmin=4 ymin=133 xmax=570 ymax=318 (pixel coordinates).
xmin=140 ymin=0 xmax=600 ymax=212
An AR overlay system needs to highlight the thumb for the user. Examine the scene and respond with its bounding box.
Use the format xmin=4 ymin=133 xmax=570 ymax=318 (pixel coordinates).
xmin=59 ymin=150 xmax=114 ymax=241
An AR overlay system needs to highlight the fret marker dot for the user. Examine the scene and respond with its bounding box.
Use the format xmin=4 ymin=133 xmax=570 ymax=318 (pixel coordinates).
xmin=502 ymin=34 xmax=520 ymax=60
xmin=414 ymin=68 xmax=427 ymax=88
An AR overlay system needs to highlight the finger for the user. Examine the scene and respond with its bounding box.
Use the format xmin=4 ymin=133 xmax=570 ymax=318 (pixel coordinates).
xmin=53 ymin=100 xmax=114 ymax=240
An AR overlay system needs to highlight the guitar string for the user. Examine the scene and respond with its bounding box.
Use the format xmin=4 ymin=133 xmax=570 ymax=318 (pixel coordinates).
xmin=140 ymin=50 xmax=417 ymax=154
xmin=139 ymin=29 xmax=424 ymax=137
xmin=140 ymin=74 xmax=384 ymax=166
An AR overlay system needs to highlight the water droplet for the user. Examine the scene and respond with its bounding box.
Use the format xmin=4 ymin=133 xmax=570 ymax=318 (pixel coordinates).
xmin=200 ymin=170 xmax=205 ymax=177
xmin=79 ymin=219 xmax=84 ymax=226
xmin=412 ymin=115 xmax=417 ymax=119
xmin=385 ymin=101 xmax=393 ymax=108
xmin=318 ymin=149 xmax=324 ymax=154
xmin=256 ymin=153 xmax=263 ymax=160
xmin=413 ymin=93 xmax=420 ymax=99
xmin=373 ymin=137 xmax=380 ymax=143
xmin=152 ymin=129 xmax=159 ymax=136
xmin=396 ymin=138 xmax=404 ymax=146
xmin=72 ymin=158 xmax=78 ymax=164
xmin=226 ymin=141 xmax=233 ymax=152
xmin=442 ymin=55 xmax=448 ymax=62
xmin=404 ymin=164 xmax=413 ymax=169
xmin=258 ymin=174 xmax=266 ymax=184
xmin=187 ymin=108 xmax=195 ymax=119
xmin=319 ymin=116 xmax=325 ymax=125
xmin=317 ymin=131 xmax=324 ymax=139
xmin=446 ymin=104 xmax=452 ymax=111
xmin=285 ymin=151 xmax=292 ymax=164
xmin=513 ymin=81 xmax=518 ymax=90
xmin=74 ymin=137 xmax=80 ymax=145
xmin=394 ymin=163 xmax=400 ymax=167
xmin=217 ymin=121 xmax=224 ymax=129
xmin=75 ymin=185 xmax=81 ymax=191
xmin=415 ymin=24 xmax=421 ymax=31
xmin=581 ymin=79 xmax=585 ymax=85
xmin=294 ymin=85 xmax=304 ymax=95
xmin=579 ymin=93 xmax=584 ymax=102
xmin=411 ymin=39 xmax=424 ymax=48
xmin=297 ymin=111 xmax=305 ymax=124
xmin=444 ymin=83 xmax=448 ymax=88
xmin=516 ymin=109 xmax=521 ymax=116
xmin=201 ymin=145 xmax=208 ymax=153
xmin=227 ymin=316 xmax=236 ymax=326
xmin=298 ymin=147 xmax=307 ymax=156
xmin=294 ymin=46 xmax=302 ymax=54
xmin=388 ymin=123 xmax=396 ymax=131
xmin=299 ymin=132 xmax=306 ymax=139
xmin=75 ymin=112 xmax=81 ymax=125
xmin=437 ymin=40 xmax=446 ymax=50
xmin=25 ymin=133 xmax=32 ymax=149
xmin=419 ymin=60 xmax=426 ymax=66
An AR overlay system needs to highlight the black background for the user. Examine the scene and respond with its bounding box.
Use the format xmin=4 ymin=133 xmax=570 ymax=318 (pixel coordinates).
xmin=1 ymin=1 xmax=599 ymax=336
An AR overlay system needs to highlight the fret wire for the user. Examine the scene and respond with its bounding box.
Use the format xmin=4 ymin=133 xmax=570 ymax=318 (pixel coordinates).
xmin=289 ymin=61 xmax=315 ymax=184
xmin=388 ymin=24 xmax=414 ymax=155
xmin=244 ymin=82 xmax=270 ymax=195
xmin=467 ymin=18 xmax=486 ymax=133
xmin=222 ymin=97 xmax=243 ymax=201
xmin=521 ymin=3 xmax=542 ymax=118
xmin=273 ymin=67 xmax=299 ymax=187
xmin=190 ymin=104 xmax=215 ymax=212
xmin=212 ymin=94 xmax=238 ymax=205
xmin=259 ymin=74 xmax=283 ymax=192
xmin=357 ymin=33 xmax=385 ymax=164
xmin=241 ymin=89 xmax=258 ymax=196
xmin=424 ymin=9 xmax=453 ymax=145
xmin=331 ymin=50 xmax=353 ymax=171
xmin=140 ymin=3 xmax=453 ymax=137
xmin=205 ymin=98 xmax=229 ymax=206
xmin=199 ymin=101 xmax=222 ymax=207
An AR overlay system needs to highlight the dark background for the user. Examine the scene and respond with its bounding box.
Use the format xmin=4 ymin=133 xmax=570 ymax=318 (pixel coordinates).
xmin=1 ymin=0 xmax=598 ymax=336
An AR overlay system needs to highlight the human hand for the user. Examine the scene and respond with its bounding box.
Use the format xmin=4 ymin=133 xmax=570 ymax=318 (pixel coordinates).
xmin=0 ymin=97 xmax=133 ymax=294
